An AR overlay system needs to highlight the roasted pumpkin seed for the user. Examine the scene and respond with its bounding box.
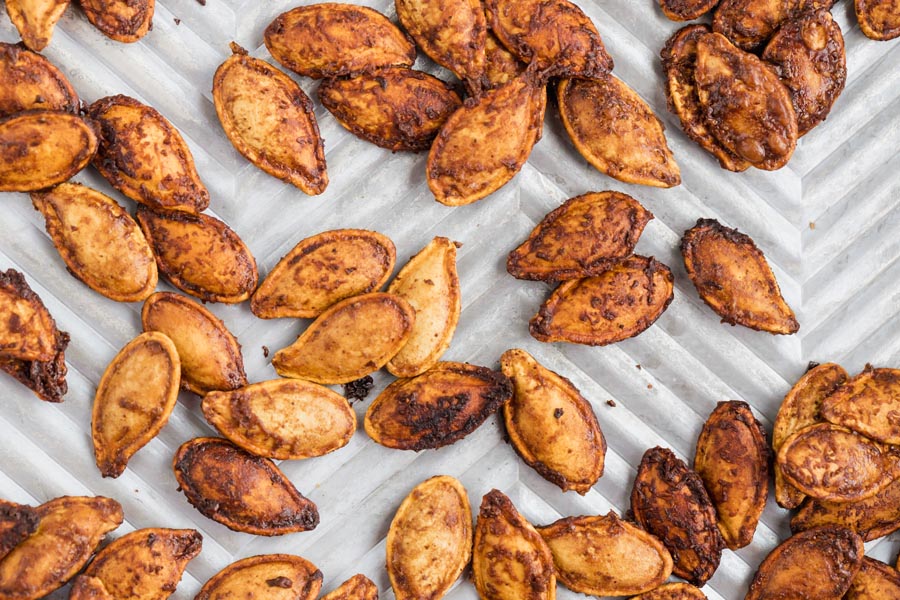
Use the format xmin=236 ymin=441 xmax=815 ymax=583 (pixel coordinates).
xmin=695 ymin=32 xmax=798 ymax=170
xmin=319 ymin=68 xmax=462 ymax=152
xmin=0 ymin=305 xmax=68 ymax=403
xmin=537 ymin=512 xmax=672 ymax=596
xmin=427 ymin=73 xmax=546 ymax=206
xmin=472 ymin=489 xmax=555 ymax=600
xmin=273 ymin=292 xmax=415 ymax=385
xmin=660 ymin=24 xmax=750 ymax=172
xmin=856 ymin=0 xmax=900 ymax=40
xmin=660 ymin=0 xmax=719 ymax=21
xmin=68 ymin=575 xmax=111 ymax=600
xmin=5 ymin=0 xmax=69 ymax=51
xmin=631 ymin=447 xmax=724 ymax=587
xmin=136 ymin=206 xmax=258 ymax=304
xmin=320 ymin=574 xmax=378 ymax=600
xmin=88 ymin=95 xmax=209 ymax=213
xmin=202 ymin=379 xmax=356 ymax=460
xmin=529 ymin=256 xmax=674 ymax=346
xmin=386 ymin=475 xmax=472 ymax=600
xmin=365 ymin=361 xmax=513 ymax=451
xmin=0 ymin=268 xmax=60 ymax=362
xmin=0 ymin=499 xmax=38 ymax=561
xmin=195 ymin=554 xmax=322 ymax=600
xmin=265 ymin=4 xmax=416 ymax=79
xmin=558 ymin=76 xmax=681 ymax=188
xmin=142 ymin=292 xmax=246 ymax=395
xmin=762 ymin=10 xmax=846 ymax=136
xmin=713 ymin=0 xmax=835 ymax=52
xmin=0 ymin=496 xmax=122 ymax=600
xmin=630 ymin=583 xmax=708 ymax=599
xmin=252 ymin=229 xmax=396 ymax=320
xmin=32 ymin=183 xmax=158 ymax=303
xmin=777 ymin=423 xmax=900 ymax=502
xmin=694 ymin=401 xmax=769 ymax=550
xmin=173 ymin=437 xmax=319 ymax=535
xmin=773 ymin=362 xmax=848 ymax=509
xmin=821 ymin=366 xmax=900 ymax=445
xmin=845 ymin=556 xmax=900 ymax=599
xmin=507 ymin=191 xmax=653 ymax=282
xmin=395 ymin=0 xmax=485 ymax=92
xmin=92 ymin=331 xmax=180 ymax=478
xmin=682 ymin=218 xmax=798 ymax=335
xmin=501 ymin=348 xmax=605 ymax=494
xmin=484 ymin=0 xmax=613 ymax=79
xmin=482 ymin=31 xmax=525 ymax=90
xmin=745 ymin=525 xmax=863 ymax=600
xmin=791 ymin=475 xmax=900 ymax=541
xmin=79 ymin=0 xmax=154 ymax=42
xmin=386 ymin=237 xmax=460 ymax=378
xmin=0 ymin=42 xmax=77 ymax=117
xmin=0 ymin=110 xmax=97 ymax=192
xmin=213 ymin=43 xmax=327 ymax=195
xmin=75 ymin=528 xmax=202 ymax=600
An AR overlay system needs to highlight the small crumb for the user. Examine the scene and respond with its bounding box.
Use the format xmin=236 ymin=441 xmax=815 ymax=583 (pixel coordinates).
xmin=647 ymin=384 xmax=653 ymax=390
xmin=553 ymin=408 xmax=564 ymax=419
xmin=196 ymin=0 xmax=206 ymax=5
xmin=809 ymin=222 xmax=816 ymax=230
xmin=806 ymin=361 xmax=820 ymax=371
xmin=174 ymin=17 xmax=181 ymax=25
xmin=134 ymin=489 xmax=139 ymax=493
xmin=342 ymin=375 xmax=374 ymax=403
xmin=606 ymin=399 xmax=616 ymax=407
xmin=262 ymin=345 xmax=269 ymax=358
xmin=266 ymin=577 xmax=292 ymax=589
xmin=635 ymin=364 xmax=642 ymax=370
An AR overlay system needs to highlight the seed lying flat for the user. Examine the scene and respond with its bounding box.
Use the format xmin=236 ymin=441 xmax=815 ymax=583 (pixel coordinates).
xmin=196 ymin=555 xmax=322 ymax=600
xmin=386 ymin=476 xmax=472 ymax=600
xmin=856 ymin=0 xmax=900 ymax=40
xmin=791 ymin=474 xmax=900 ymax=541
xmin=213 ymin=43 xmax=327 ymax=194
xmin=845 ymin=557 xmax=900 ymax=599
xmin=821 ymin=366 xmax=900 ymax=445
xmin=79 ymin=0 xmax=154 ymax=42
xmin=0 ymin=268 xmax=60 ymax=362
xmin=4 ymin=0 xmax=70 ymax=50
xmin=0 ymin=42 xmax=77 ymax=117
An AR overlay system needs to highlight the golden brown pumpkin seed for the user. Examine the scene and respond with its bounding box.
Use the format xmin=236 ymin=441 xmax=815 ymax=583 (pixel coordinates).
xmin=845 ymin=557 xmax=900 ymax=599
xmin=660 ymin=0 xmax=719 ymax=21
xmin=79 ymin=0 xmax=154 ymax=42
xmin=745 ymin=525 xmax=863 ymax=600
xmin=32 ymin=183 xmax=158 ymax=303
xmin=713 ymin=0 xmax=835 ymax=52
xmin=529 ymin=255 xmax=674 ymax=346
xmin=195 ymin=554 xmax=322 ymax=600
xmin=252 ymin=229 xmax=396 ymax=320
xmin=92 ymin=331 xmax=180 ymax=478
xmin=0 ymin=111 xmax=97 ymax=192
xmin=173 ymin=437 xmax=319 ymax=536
xmin=386 ymin=237 xmax=460 ymax=378
xmin=365 ymin=361 xmax=513 ymax=451
xmin=777 ymin=423 xmax=900 ymax=502
xmin=386 ymin=476 xmax=472 ymax=600
xmin=320 ymin=574 xmax=378 ymax=600
xmin=472 ymin=489 xmax=554 ymax=600
xmin=273 ymin=292 xmax=415 ymax=385
xmin=631 ymin=447 xmax=724 ymax=587
xmin=856 ymin=0 xmax=900 ymax=40
xmin=5 ymin=0 xmax=69 ymax=51
xmin=136 ymin=206 xmax=259 ymax=304
xmin=681 ymin=218 xmax=798 ymax=335
xmin=537 ymin=512 xmax=672 ymax=596
xmin=773 ymin=362 xmax=848 ymax=509
xmin=0 ymin=499 xmax=38 ymax=561
xmin=791 ymin=475 xmax=900 ymax=541
xmin=762 ymin=10 xmax=846 ymax=136
xmin=427 ymin=73 xmax=546 ymax=206
xmin=484 ymin=0 xmax=613 ymax=79
xmin=0 ymin=496 xmax=122 ymax=600
xmin=501 ymin=348 xmax=605 ymax=494
xmin=319 ymin=68 xmax=462 ymax=152
xmin=481 ymin=31 xmax=525 ymax=90
xmin=88 ymin=95 xmax=209 ymax=213
xmin=630 ymin=583 xmax=708 ymax=599
xmin=694 ymin=401 xmax=769 ymax=550
xmin=265 ymin=4 xmax=416 ymax=79
xmin=141 ymin=292 xmax=247 ymax=395
xmin=75 ymin=528 xmax=202 ymax=600
xmin=202 ymin=379 xmax=356 ymax=460
xmin=558 ymin=76 xmax=680 ymax=188
xmin=0 ymin=42 xmax=77 ymax=117
xmin=395 ymin=0 xmax=485 ymax=92
xmin=507 ymin=191 xmax=653 ymax=282
xmin=213 ymin=44 xmax=327 ymax=195
xmin=0 ymin=268 xmax=60 ymax=362
xmin=695 ymin=32 xmax=798 ymax=170
xmin=821 ymin=366 xmax=900 ymax=445
xmin=660 ymin=24 xmax=750 ymax=173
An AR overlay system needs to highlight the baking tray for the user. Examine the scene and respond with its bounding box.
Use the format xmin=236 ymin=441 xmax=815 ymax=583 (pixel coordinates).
xmin=2 ymin=0 xmax=899 ymax=598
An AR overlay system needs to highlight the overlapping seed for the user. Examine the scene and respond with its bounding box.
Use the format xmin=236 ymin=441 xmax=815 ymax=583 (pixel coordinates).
xmin=0 ymin=41 xmax=77 ymax=117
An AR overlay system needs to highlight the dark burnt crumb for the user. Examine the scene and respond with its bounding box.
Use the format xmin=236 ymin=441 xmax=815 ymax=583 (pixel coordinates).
xmin=807 ymin=361 xmax=821 ymax=371
xmin=343 ymin=375 xmax=374 ymax=403
xmin=647 ymin=384 xmax=653 ymax=390
xmin=174 ymin=18 xmax=181 ymax=25
xmin=196 ymin=0 xmax=206 ymax=5
xmin=266 ymin=576 xmax=293 ymax=588
xmin=635 ymin=364 xmax=642 ymax=370
xmin=607 ymin=399 xmax=616 ymax=407
xmin=262 ymin=345 xmax=270 ymax=358
xmin=553 ymin=408 xmax=564 ymax=419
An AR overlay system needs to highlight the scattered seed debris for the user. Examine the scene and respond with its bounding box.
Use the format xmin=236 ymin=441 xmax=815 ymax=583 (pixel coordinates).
xmin=809 ymin=222 xmax=816 ymax=230
xmin=606 ymin=399 xmax=616 ymax=407
xmin=343 ymin=375 xmax=374 ymax=403
xmin=174 ymin=17 xmax=181 ymax=25
xmin=262 ymin=345 xmax=270 ymax=358
xmin=647 ymin=384 xmax=653 ymax=390
xmin=635 ymin=364 xmax=642 ymax=370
